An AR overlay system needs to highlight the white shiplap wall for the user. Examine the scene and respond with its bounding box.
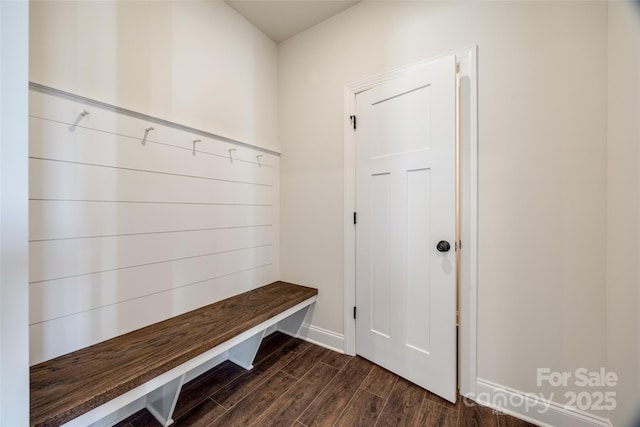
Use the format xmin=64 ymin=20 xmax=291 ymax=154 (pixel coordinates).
xmin=29 ymin=86 xmax=279 ymax=365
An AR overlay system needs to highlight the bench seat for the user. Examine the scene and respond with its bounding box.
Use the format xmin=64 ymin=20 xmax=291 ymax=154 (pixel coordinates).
xmin=30 ymin=281 xmax=318 ymax=427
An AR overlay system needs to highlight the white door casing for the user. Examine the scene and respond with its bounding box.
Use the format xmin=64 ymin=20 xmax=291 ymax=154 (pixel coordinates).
xmin=354 ymin=54 xmax=457 ymax=402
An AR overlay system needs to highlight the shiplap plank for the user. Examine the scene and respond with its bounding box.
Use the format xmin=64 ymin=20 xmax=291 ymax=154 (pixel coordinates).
xmin=28 ymin=90 xmax=278 ymax=167
xmin=30 ymin=158 xmax=273 ymax=205
xmin=29 ymin=118 xmax=276 ymax=186
xmin=30 ymin=201 xmax=272 ymax=241
xmin=29 ymin=264 xmax=276 ymax=365
xmin=30 ymin=226 xmax=273 ymax=283
xmin=30 ymin=245 xmax=273 ymax=324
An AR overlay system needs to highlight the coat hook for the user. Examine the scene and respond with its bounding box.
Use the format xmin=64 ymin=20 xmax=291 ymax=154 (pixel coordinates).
xmin=192 ymin=139 xmax=201 ymax=156
xmin=69 ymin=110 xmax=90 ymax=131
xmin=256 ymin=154 xmax=263 ymax=167
xmin=142 ymin=127 xmax=154 ymax=145
xmin=228 ymin=148 xmax=236 ymax=162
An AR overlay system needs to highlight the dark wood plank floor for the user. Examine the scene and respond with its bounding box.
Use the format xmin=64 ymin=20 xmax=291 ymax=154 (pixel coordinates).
xmin=116 ymin=332 xmax=537 ymax=427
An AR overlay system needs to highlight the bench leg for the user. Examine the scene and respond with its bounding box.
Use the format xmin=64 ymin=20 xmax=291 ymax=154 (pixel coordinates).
xmin=277 ymin=304 xmax=311 ymax=338
xmin=228 ymin=329 xmax=266 ymax=370
xmin=145 ymin=374 xmax=185 ymax=426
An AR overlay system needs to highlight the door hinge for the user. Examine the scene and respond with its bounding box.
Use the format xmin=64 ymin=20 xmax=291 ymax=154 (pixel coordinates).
xmin=353 ymin=306 xmax=357 ymax=319
xmin=353 ymin=212 xmax=357 ymax=225
xmin=456 ymin=310 xmax=460 ymax=327
xmin=349 ymin=115 xmax=357 ymax=130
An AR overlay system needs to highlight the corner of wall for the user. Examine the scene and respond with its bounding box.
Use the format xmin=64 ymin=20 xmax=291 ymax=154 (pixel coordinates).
xmin=0 ymin=1 xmax=30 ymax=424
xmin=605 ymin=1 xmax=640 ymax=425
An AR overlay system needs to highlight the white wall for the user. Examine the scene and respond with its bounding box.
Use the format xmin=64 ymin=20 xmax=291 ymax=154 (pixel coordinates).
xmin=30 ymin=0 xmax=279 ymax=152
xmin=279 ymin=0 xmax=610 ymax=419
xmin=606 ymin=2 xmax=640 ymax=426
xmin=0 ymin=0 xmax=29 ymax=424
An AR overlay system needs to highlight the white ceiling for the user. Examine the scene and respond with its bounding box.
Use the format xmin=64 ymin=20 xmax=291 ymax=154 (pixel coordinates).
xmin=225 ymin=0 xmax=360 ymax=44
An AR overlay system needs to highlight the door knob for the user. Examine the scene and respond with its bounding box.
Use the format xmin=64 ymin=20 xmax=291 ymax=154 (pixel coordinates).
xmin=436 ymin=240 xmax=451 ymax=252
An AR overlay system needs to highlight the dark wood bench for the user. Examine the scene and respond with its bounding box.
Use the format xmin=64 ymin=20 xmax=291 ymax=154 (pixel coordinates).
xmin=30 ymin=281 xmax=318 ymax=427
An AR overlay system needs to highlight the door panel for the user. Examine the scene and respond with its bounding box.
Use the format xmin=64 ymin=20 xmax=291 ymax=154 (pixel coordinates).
xmin=406 ymin=167 xmax=431 ymax=354
xmin=370 ymin=85 xmax=431 ymax=158
xmin=355 ymin=54 xmax=457 ymax=402
xmin=370 ymin=172 xmax=392 ymax=338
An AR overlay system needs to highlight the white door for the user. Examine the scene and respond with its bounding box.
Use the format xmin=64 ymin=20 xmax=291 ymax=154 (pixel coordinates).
xmin=355 ymin=54 xmax=457 ymax=402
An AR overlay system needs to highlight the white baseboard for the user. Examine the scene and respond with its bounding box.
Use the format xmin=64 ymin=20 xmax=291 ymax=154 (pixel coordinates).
xmin=473 ymin=379 xmax=613 ymax=427
xmin=293 ymin=323 xmax=345 ymax=354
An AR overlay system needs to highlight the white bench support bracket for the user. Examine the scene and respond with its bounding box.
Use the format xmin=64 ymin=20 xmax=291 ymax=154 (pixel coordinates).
xmin=146 ymin=374 xmax=185 ymax=427
xmin=228 ymin=329 xmax=266 ymax=370
xmin=145 ymin=328 xmax=267 ymax=426
xmin=277 ymin=304 xmax=310 ymax=338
